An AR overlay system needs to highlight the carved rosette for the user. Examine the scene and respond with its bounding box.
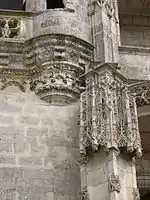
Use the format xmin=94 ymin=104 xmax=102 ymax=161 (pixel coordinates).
xmin=108 ymin=173 xmax=121 ymax=193
xmin=80 ymin=64 xmax=142 ymax=157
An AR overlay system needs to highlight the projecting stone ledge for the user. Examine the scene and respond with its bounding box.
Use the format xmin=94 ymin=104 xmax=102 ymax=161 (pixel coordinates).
xmin=0 ymin=34 xmax=94 ymax=105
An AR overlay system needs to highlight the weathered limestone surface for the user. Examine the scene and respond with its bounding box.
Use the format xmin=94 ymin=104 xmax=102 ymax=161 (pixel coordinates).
xmin=0 ymin=88 xmax=80 ymax=200
xmin=119 ymin=46 xmax=150 ymax=80
xmin=81 ymin=152 xmax=138 ymax=200
xmin=89 ymin=0 xmax=120 ymax=62
xmin=0 ymin=0 xmax=150 ymax=199
xmin=79 ymin=63 xmax=142 ymax=200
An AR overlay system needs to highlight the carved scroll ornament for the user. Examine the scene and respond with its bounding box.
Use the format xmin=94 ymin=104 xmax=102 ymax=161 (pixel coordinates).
xmin=108 ymin=173 xmax=121 ymax=193
xmin=80 ymin=69 xmax=142 ymax=157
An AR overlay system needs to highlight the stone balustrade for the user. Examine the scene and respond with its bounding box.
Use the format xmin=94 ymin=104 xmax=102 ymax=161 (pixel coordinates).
xmin=0 ymin=17 xmax=21 ymax=38
xmin=0 ymin=10 xmax=34 ymax=40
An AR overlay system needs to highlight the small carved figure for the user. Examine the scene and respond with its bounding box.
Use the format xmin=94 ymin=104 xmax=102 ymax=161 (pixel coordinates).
xmin=108 ymin=173 xmax=121 ymax=193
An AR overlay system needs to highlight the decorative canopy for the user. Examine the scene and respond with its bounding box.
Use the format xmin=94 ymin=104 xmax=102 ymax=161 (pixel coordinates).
xmin=80 ymin=64 xmax=142 ymax=158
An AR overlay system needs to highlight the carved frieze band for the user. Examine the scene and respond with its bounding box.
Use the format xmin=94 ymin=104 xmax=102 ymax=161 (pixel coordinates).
xmin=0 ymin=34 xmax=93 ymax=105
xmin=80 ymin=66 xmax=142 ymax=157
xmin=108 ymin=173 xmax=121 ymax=193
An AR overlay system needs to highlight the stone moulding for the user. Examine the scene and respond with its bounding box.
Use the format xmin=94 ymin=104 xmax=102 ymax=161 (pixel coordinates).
xmin=80 ymin=64 xmax=142 ymax=157
xmin=0 ymin=34 xmax=93 ymax=105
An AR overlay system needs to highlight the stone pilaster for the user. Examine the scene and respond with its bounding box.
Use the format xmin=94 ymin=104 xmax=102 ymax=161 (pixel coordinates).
xmin=26 ymin=0 xmax=46 ymax=12
xmin=88 ymin=0 xmax=120 ymax=62
xmin=80 ymin=63 xmax=142 ymax=200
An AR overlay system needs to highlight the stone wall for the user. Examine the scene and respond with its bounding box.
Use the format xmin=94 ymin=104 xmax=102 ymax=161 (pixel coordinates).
xmin=82 ymin=152 xmax=109 ymax=200
xmin=81 ymin=151 xmax=138 ymax=200
xmin=33 ymin=0 xmax=90 ymax=42
xmin=121 ymin=25 xmax=150 ymax=47
xmin=119 ymin=46 xmax=150 ymax=80
xmin=120 ymin=14 xmax=150 ymax=47
xmin=136 ymin=153 xmax=150 ymax=190
xmin=0 ymin=87 xmax=80 ymax=200
xmin=117 ymin=155 xmax=137 ymax=199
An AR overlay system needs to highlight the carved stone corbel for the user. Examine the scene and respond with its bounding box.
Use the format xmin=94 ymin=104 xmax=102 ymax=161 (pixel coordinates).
xmin=0 ymin=35 xmax=93 ymax=105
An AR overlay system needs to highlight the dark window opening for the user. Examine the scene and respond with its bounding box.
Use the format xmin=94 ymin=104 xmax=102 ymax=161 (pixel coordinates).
xmin=0 ymin=0 xmax=25 ymax=11
xmin=47 ymin=0 xmax=64 ymax=9
xmin=22 ymin=1 xmax=26 ymax=11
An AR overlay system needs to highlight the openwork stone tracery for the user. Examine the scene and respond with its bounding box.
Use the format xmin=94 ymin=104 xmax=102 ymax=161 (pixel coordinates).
xmin=0 ymin=17 xmax=21 ymax=38
xmin=80 ymin=64 xmax=142 ymax=157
